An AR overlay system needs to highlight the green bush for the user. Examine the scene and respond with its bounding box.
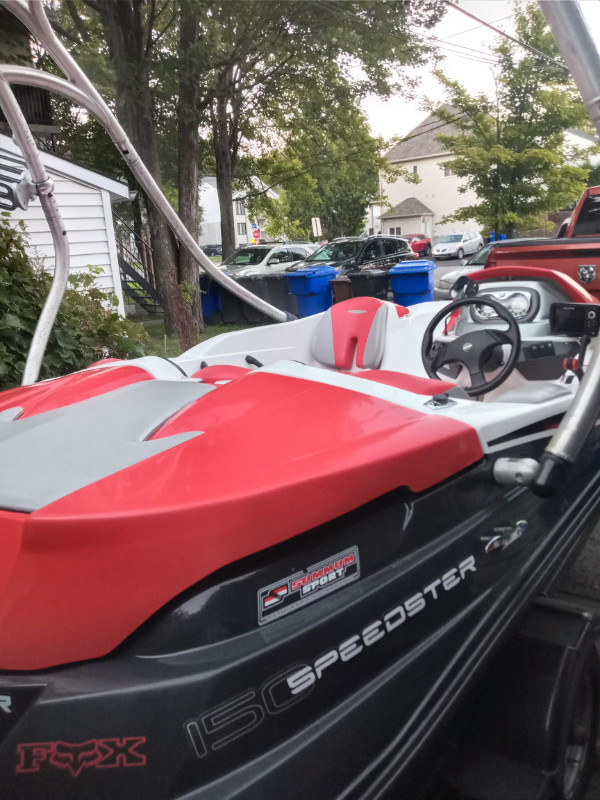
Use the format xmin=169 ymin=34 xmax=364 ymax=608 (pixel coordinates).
xmin=0 ymin=212 xmax=147 ymax=390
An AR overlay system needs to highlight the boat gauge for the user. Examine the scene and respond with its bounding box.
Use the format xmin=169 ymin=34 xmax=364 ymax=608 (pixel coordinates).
xmin=470 ymin=289 xmax=538 ymax=323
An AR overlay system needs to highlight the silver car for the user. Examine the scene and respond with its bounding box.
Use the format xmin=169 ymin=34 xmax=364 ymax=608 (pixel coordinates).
xmin=220 ymin=243 xmax=318 ymax=277
xmin=432 ymin=231 xmax=484 ymax=260
xmin=433 ymin=238 xmax=539 ymax=300
xmin=434 ymin=244 xmax=491 ymax=300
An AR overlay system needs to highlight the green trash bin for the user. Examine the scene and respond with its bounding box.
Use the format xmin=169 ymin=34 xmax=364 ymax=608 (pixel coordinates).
xmin=217 ymin=274 xmax=299 ymax=324
xmin=219 ymin=277 xmax=245 ymax=324
xmin=237 ymin=275 xmax=273 ymax=324
xmin=347 ymin=269 xmax=388 ymax=300
xmin=265 ymin=273 xmax=298 ymax=317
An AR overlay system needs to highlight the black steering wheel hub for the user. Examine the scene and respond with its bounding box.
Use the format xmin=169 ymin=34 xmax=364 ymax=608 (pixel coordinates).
xmin=421 ymin=296 xmax=521 ymax=396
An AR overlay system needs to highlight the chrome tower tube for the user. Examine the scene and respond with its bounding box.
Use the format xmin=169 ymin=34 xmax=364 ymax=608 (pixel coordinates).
xmin=0 ymin=0 xmax=288 ymax=385
xmin=529 ymin=1 xmax=600 ymax=495
xmin=0 ymin=76 xmax=70 ymax=386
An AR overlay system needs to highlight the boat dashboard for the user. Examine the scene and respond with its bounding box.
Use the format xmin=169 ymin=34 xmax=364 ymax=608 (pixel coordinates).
xmin=444 ymin=278 xmax=597 ymax=384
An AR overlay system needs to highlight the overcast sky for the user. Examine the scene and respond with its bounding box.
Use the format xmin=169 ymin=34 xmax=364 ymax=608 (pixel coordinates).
xmin=363 ymin=0 xmax=600 ymax=141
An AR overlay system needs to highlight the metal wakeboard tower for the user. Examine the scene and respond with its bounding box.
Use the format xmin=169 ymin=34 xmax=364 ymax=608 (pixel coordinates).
xmin=0 ymin=0 xmax=288 ymax=387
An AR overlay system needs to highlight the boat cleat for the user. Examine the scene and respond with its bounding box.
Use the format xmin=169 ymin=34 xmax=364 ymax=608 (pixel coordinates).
xmin=483 ymin=520 xmax=529 ymax=554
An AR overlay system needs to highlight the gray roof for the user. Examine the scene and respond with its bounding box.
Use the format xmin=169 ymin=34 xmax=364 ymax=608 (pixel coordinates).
xmin=384 ymin=106 xmax=459 ymax=163
xmin=384 ymin=116 xmax=598 ymax=165
xmin=380 ymin=197 xmax=433 ymax=219
xmin=566 ymin=127 xmax=599 ymax=144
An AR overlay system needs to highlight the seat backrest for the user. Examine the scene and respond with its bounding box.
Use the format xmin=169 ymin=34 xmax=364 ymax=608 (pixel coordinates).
xmin=311 ymin=297 xmax=389 ymax=370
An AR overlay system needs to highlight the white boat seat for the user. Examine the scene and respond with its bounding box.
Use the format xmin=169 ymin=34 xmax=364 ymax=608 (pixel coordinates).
xmin=311 ymin=297 xmax=388 ymax=370
xmin=496 ymin=381 xmax=573 ymax=404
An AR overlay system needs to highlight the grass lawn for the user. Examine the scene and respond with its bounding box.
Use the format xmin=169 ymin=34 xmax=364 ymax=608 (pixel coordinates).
xmin=141 ymin=318 xmax=247 ymax=358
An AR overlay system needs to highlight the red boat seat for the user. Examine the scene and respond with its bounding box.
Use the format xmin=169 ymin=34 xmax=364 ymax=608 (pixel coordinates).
xmin=311 ymin=297 xmax=389 ymax=370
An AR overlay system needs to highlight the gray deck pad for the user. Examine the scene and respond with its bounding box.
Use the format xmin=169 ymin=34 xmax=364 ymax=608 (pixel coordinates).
xmin=0 ymin=407 xmax=22 ymax=422
xmin=0 ymin=381 xmax=213 ymax=513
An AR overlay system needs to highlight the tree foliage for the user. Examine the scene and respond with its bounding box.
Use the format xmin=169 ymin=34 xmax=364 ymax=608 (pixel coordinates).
xmin=0 ymin=214 xmax=146 ymax=390
xmin=176 ymin=0 xmax=444 ymax=252
xmin=244 ymin=90 xmax=410 ymax=240
xmin=52 ymin=0 xmax=444 ymax=235
xmin=47 ymin=0 xmax=444 ymax=339
xmin=432 ymin=3 xmax=590 ymax=237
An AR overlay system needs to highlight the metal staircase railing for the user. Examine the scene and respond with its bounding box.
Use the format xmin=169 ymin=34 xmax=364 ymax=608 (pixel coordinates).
xmin=119 ymin=257 xmax=162 ymax=314
xmin=113 ymin=212 xmax=162 ymax=313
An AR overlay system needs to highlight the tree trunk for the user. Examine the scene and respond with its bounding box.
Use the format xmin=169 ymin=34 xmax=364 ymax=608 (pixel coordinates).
xmin=177 ymin=0 xmax=203 ymax=331
xmin=213 ymin=94 xmax=236 ymax=258
xmin=95 ymin=0 xmax=196 ymax=347
xmin=143 ymin=204 xmax=194 ymax=344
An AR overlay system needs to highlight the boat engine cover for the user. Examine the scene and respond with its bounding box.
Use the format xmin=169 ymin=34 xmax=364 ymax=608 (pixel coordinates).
xmin=0 ymin=369 xmax=482 ymax=669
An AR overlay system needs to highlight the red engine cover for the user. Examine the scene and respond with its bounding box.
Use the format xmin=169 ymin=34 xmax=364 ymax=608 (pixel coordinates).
xmin=0 ymin=370 xmax=483 ymax=670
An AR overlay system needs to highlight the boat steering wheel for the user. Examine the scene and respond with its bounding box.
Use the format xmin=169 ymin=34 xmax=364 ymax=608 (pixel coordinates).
xmin=421 ymin=296 xmax=521 ymax=396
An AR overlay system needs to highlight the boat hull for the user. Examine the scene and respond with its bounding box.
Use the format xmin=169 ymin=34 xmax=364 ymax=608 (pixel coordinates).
xmin=1 ymin=434 xmax=600 ymax=800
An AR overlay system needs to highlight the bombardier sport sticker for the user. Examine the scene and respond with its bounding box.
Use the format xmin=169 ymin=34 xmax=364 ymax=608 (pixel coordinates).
xmin=258 ymin=547 xmax=360 ymax=625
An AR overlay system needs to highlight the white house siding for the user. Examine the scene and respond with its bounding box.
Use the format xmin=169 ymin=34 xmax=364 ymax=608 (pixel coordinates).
xmin=384 ymin=215 xmax=433 ymax=238
xmin=1 ymin=135 xmax=128 ymax=314
xmin=381 ymin=121 xmax=600 ymax=245
xmin=198 ymin=178 xmax=221 ymax=247
xmin=8 ymin=175 xmax=125 ymax=312
xmin=381 ymin=155 xmax=480 ymax=244
xmin=199 ymin=178 xmax=251 ymax=249
xmin=199 ymin=176 xmax=278 ymax=249
xmin=234 ymin=199 xmax=250 ymax=247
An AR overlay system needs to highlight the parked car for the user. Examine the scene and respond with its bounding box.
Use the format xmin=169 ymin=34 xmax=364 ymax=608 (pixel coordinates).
xmin=287 ymin=241 xmax=320 ymax=252
xmin=404 ymin=233 xmax=432 ymax=256
xmin=432 ymin=232 xmax=484 ymax=260
xmin=201 ymin=244 xmax=222 ymax=257
xmin=434 ymin=239 xmax=536 ymax=300
xmin=220 ymin=243 xmax=316 ymax=277
xmin=286 ymin=235 xmax=416 ymax=276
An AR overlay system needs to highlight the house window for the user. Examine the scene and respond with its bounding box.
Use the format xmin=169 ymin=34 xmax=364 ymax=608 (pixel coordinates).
xmin=368 ymin=227 xmax=374 ymax=235
xmin=234 ymin=200 xmax=245 ymax=216
xmin=390 ymin=226 xmax=400 ymax=235
xmin=237 ymin=222 xmax=247 ymax=235
xmin=412 ymin=165 xmax=418 ymax=175
xmin=444 ymin=165 xmax=454 ymax=177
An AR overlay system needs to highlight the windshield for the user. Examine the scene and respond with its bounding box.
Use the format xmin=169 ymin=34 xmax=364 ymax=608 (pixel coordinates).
xmin=306 ymin=240 xmax=362 ymax=262
xmin=222 ymin=247 xmax=270 ymax=268
xmin=440 ymin=235 xmax=462 ymax=243
xmin=466 ymin=244 xmax=491 ymax=266
xmin=573 ymin=194 xmax=600 ymax=236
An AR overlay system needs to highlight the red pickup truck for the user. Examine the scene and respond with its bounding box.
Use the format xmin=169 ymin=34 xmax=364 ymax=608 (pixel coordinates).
xmin=485 ymin=186 xmax=600 ymax=297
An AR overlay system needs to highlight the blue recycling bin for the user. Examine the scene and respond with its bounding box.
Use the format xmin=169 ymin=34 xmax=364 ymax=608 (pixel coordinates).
xmin=199 ymin=275 xmax=222 ymax=323
xmin=389 ymin=260 xmax=435 ymax=306
xmin=286 ymin=265 xmax=338 ymax=317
